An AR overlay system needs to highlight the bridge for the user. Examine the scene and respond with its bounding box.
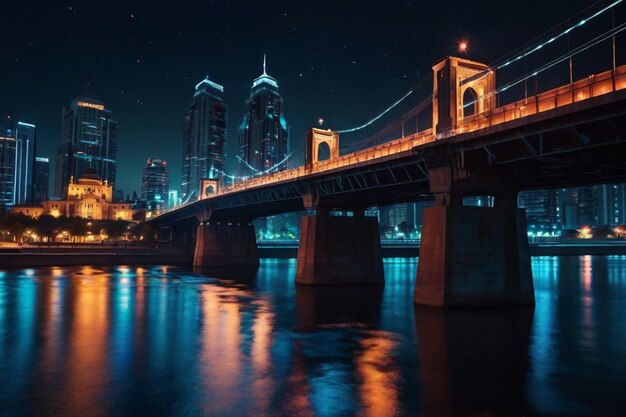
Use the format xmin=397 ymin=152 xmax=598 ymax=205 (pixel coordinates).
xmin=150 ymin=50 xmax=626 ymax=307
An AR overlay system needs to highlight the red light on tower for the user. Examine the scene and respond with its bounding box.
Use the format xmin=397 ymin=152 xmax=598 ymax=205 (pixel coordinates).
xmin=459 ymin=41 xmax=468 ymax=53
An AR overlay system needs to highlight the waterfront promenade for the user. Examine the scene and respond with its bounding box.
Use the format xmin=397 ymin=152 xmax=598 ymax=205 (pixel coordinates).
xmin=0 ymin=243 xmax=192 ymax=268
xmin=2 ymin=240 xmax=626 ymax=268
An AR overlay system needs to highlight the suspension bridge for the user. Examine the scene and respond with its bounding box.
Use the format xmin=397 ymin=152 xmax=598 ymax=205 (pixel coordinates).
xmin=149 ymin=1 xmax=626 ymax=307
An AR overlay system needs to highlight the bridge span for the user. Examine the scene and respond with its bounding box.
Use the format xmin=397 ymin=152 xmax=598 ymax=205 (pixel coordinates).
xmin=149 ymin=56 xmax=626 ymax=307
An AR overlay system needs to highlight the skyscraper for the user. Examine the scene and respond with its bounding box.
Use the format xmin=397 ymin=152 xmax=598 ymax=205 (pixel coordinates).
xmin=181 ymin=77 xmax=227 ymax=203
xmin=0 ymin=118 xmax=36 ymax=207
xmin=141 ymin=158 xmax=169 ymax=213
xmin=33 ymin=157 xmax=49 ymax=204
xmin=518 ymin=189 xmax=560 ymax=230
xmin=596 ymin=184 xmax=626 ymax=226
xmin=14 ymin=122 xmax=36 ymax=205
xmin=55 ymin=96 xmax=118 ymax=198
xmin=238 ymin=56 xmax=290 ymax=177
xmin=560 ymin=187 xmax=596 ymax=229
xmin=0 ymin=118 xmax=16 ymax=207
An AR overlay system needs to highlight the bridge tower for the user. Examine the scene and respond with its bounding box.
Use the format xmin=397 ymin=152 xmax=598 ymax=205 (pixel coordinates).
xmin=432 ymin=56 xmax=496 ymax=135
xmin=305 ymin=128 xmax=340 ymax=171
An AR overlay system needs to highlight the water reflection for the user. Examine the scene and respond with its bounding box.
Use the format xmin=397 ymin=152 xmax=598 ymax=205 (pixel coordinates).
xmin=295 ymin=285 xmax=383 ymax=330
xmin=529 ymin=256 xmax=626 ymax=416
xmin=0 ymin=257 xmax=625 ymax=416
xmin=415 ymin=306 xmax=534 ymax=416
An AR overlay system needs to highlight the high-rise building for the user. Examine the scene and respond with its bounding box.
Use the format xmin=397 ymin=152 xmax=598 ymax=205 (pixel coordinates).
xmin=181 ymin=77 xmax=227 ymax=203
xmin=33 ymin=157 xmax=49 ymax=204
xmin=518 ymin=189 xmax=560 ymax=230
xmin=238 ymin=56 xmax=290 ymax=177
xmin=596 ymin=184 xmax=626 ymax=226
xmin=0 ymin=118 xmax=17 ymax=207
xmin=560 ymin=187 xmax=596 ymax=229
xmin=141 ymin=158 xmax=169 ymax=213
xmin=55 ymin=97 xmax=118 ymax=198
xmin=0 ymin=118 xmax=37 ymax=207
xmin=14 ymin=122 xmax=36 ymax=205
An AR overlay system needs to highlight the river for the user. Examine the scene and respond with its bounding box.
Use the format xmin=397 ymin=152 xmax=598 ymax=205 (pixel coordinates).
xmin=0 ymin=256 xmax=625 ymax=416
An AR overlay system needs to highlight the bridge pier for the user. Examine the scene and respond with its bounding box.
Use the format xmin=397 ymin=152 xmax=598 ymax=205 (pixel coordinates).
xmin=193 ymin=221 xmax=260 ymax=268
xmin=415 ymin=167 xmax=534 ymax=307
xmin=296 ymin=211 xmax=384 ymax=285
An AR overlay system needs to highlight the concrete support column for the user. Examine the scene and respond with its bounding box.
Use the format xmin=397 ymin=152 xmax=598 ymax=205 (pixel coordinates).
xmin=414 ymin=205 xmax=534 ymax=307
xmin=193 ymin=221 xmax=259 ymax=268
xmin=296 ymin=214 xmax=383 ymax=285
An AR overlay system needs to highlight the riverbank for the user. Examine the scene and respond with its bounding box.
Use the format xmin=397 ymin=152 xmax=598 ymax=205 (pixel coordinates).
xmin=0 ymin=246 xmax=192 ymax=268
xmin=2 ymin=243 xmax=626 ymax=268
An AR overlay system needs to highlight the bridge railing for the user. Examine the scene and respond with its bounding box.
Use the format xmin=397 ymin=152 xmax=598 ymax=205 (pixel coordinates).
xmin=311 ymin=128 xmax=434 ymax=173
xmin=218 ymin=128 xmax=436 ymax=195
xmin=225 ymin=166 xmax=306 ymax=193
xmin=461 ymin=65 xmax=626 ymax=132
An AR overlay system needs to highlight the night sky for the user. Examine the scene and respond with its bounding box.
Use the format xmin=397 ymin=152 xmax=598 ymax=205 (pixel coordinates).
xmin=1 ymin=0 xmax=616 ymax=195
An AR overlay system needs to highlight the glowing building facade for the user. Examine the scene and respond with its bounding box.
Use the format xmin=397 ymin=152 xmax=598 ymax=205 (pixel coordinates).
xmin=13 ymin=169 xmax=133 ymax=220
xmin=55 ymin=97 xmax=118 ymax=198
xmin=238 ymin=56 xmax=290 ymax=177
xmin=33 ymin=156 xmax=49 ymax=204
xmin=0 ymin=119 xmax=17 ymax=207
xmin=14 ymin=122 xmax=36 ymax=205
xmin=141 ymin=158 xmax=169 ymax=213
xmin=181 ymin=77 xmax=227 ymax=203
xmin=0 ymin=118 xmax=36 ymax=207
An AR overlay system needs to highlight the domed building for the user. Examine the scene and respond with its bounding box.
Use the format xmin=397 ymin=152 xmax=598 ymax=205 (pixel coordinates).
xmin=12 ymin=169 xmax=134 ymax=220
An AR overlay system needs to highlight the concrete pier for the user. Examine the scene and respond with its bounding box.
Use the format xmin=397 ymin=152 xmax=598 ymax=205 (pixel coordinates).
xmin=193 ymin=221 xmax=260 ymax=268
xmin=414 ymin=206 xmax=534 ymax=307
xmin=296 ymin=214 xmax=383 ymax=285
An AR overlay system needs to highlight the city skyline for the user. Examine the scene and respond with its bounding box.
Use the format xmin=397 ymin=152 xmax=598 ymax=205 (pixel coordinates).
xmin=2 ymin=0 xmax=603 ymax=194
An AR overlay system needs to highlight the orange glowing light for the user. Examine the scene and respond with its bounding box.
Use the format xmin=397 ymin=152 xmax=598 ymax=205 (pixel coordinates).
xmin=459 ymin=41 xmax=468 ymax=52
xmin=77 ymin=101 xmax=105 ymax=111
xmin=578 ymin=226 xmax=593 ymax=239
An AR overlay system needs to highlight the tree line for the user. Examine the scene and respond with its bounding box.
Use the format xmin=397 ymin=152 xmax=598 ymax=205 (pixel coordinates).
xmin=0 ymin=209 xmax=155 ymax=243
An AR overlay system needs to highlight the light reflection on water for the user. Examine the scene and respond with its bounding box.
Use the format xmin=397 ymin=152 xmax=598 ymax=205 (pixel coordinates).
xmin=0 ymin=256 xmax=625 ymax=416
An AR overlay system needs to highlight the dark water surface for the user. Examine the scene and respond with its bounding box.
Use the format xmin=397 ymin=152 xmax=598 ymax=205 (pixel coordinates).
xmin=1 ymin=256 xmax=625 ymax=416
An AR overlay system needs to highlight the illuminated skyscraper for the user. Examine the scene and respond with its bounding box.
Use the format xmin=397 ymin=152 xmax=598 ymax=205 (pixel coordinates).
xmin=0 ymin=118 xmax=36 ymax=206
xmin=55 ymin=97 xmax=118 ymax=198
xmin=181 ymin=77 xmax=227 ymax=203
xmin=0 ymin=118 xmax=16 ymax=207
xmin=518 ymin=189 xmax=560 ymax=230
xmin=141 ymin=158 xmax=169 ymax=213
xmin=14 ymin=122 xmax=36 ymax=205
xmin=33 ymin=157 xmax=49 ymax=204
xmin=238 ymin=56 xmax=290 ymax=177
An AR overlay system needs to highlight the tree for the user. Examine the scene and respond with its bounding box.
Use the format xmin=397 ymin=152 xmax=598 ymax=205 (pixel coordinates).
xmin=0 ymin=213 xmax=35 ymax=242
xmin=102 ymin=219 xmax=132 ymax=240
xmin=35 ymin=215 xmax=59 ymax=242
xmin=397 ymin=221 xmax=413 ymax=236
xmin=130 ymin=222 xmax=156 ymax=241
xmin=65 ymin=217 xmax=88 ymax=242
